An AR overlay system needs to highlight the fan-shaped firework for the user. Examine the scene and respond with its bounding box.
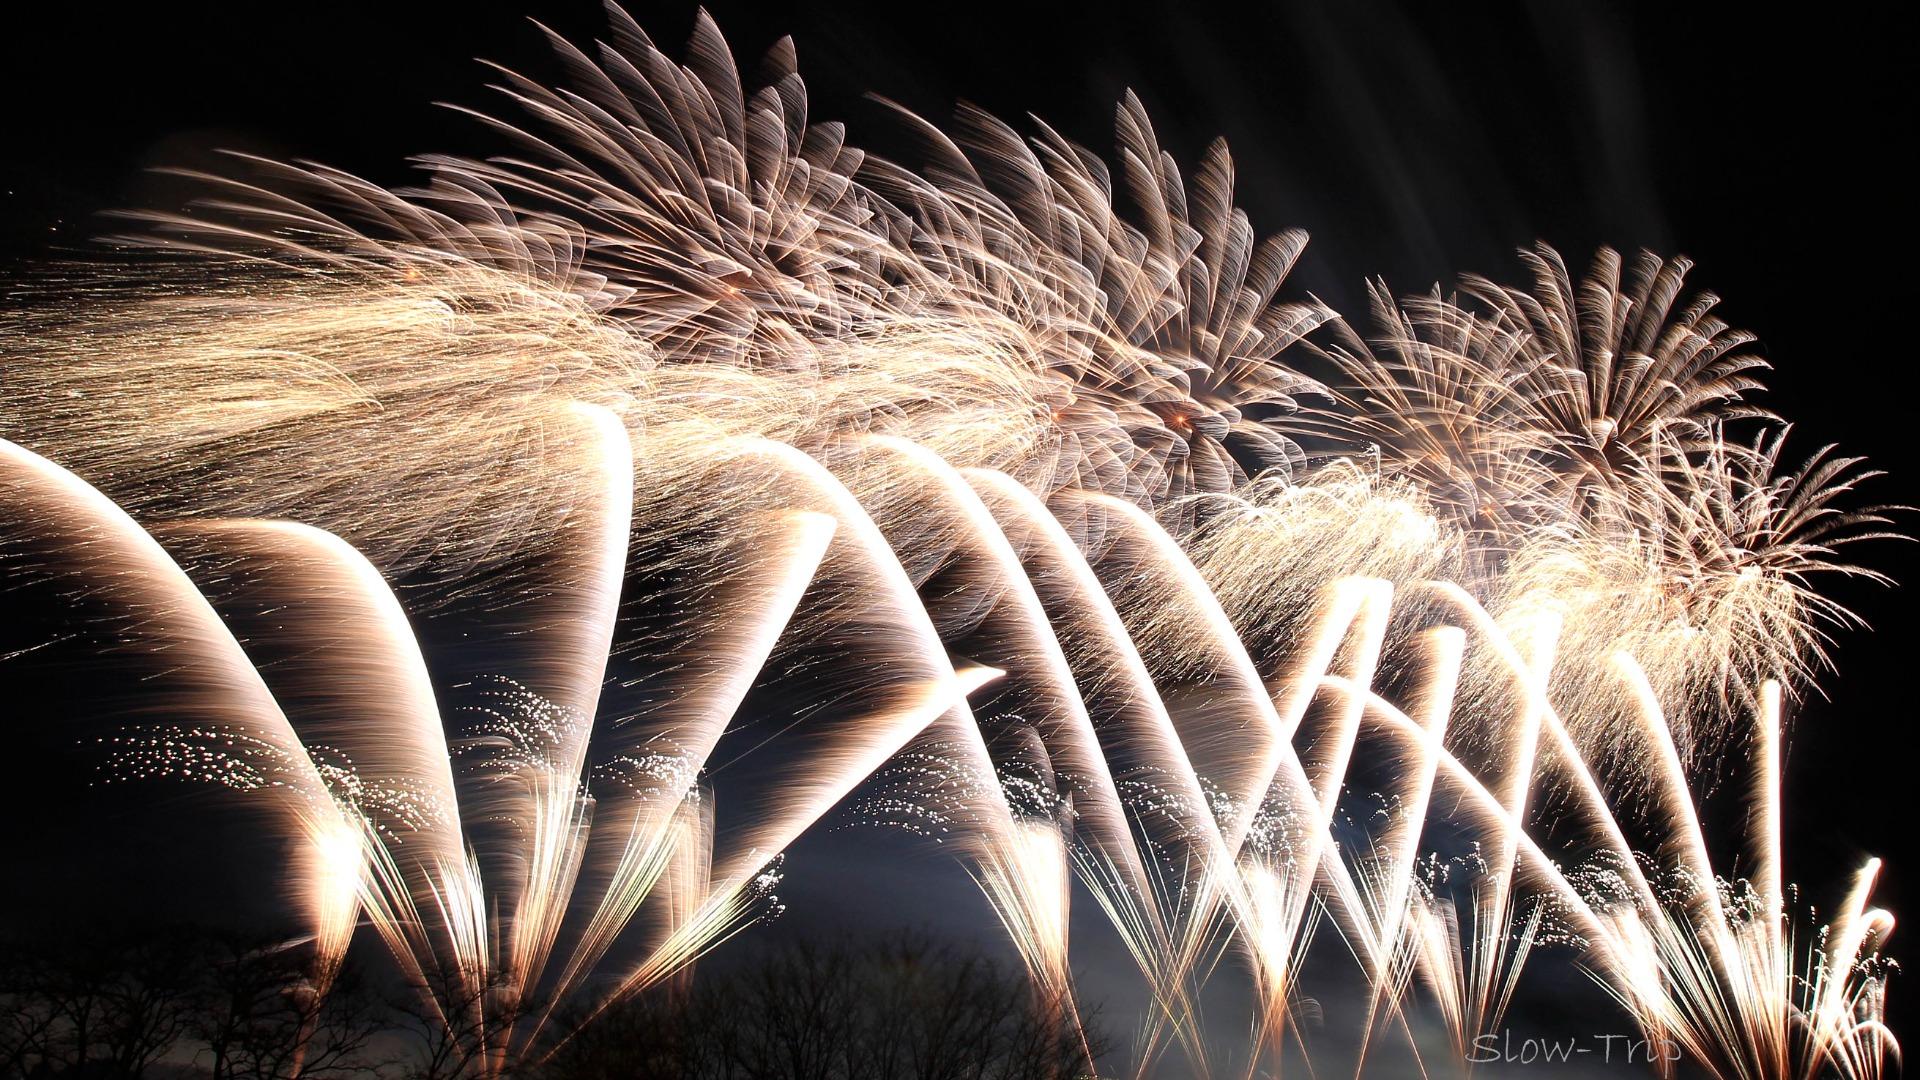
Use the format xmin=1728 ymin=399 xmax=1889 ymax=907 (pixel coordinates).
xmin=0 ymin=7 xmax=1903 ymax=1079
xmin=1457 ymin=244 xmax=1773 ymax=488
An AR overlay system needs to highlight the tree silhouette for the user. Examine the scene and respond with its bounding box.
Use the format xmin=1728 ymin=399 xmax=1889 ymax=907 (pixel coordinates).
xmin=537 ymin=933 xmax=1105 ymax=1080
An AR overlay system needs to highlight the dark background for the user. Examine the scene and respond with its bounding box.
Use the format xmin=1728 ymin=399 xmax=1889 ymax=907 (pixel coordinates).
xmin=3 ymin=1 xmax=1915 ymax=1071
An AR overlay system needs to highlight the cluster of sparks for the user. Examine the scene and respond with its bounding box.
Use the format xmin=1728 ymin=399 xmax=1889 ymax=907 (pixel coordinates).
xmin=0 ymin=6 xmax=1905 ymax=1077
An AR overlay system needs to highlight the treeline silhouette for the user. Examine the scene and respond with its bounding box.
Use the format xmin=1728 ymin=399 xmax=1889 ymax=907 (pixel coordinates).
xmin=1 ymin=928 xmax=1105 ymax=1079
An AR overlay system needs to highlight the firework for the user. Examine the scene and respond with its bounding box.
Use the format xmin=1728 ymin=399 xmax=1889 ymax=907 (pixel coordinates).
xmin=0 ymin=7 xmax=1903 ymax=1078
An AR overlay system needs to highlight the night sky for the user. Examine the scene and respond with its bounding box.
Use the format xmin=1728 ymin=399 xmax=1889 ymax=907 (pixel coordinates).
xmin=3 ymin=2 xmax=1917 ymax=1072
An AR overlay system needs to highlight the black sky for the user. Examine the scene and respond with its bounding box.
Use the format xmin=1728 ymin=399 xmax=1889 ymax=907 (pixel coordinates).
xmin=3 ymin=0 xmax=1917 ymax=1067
